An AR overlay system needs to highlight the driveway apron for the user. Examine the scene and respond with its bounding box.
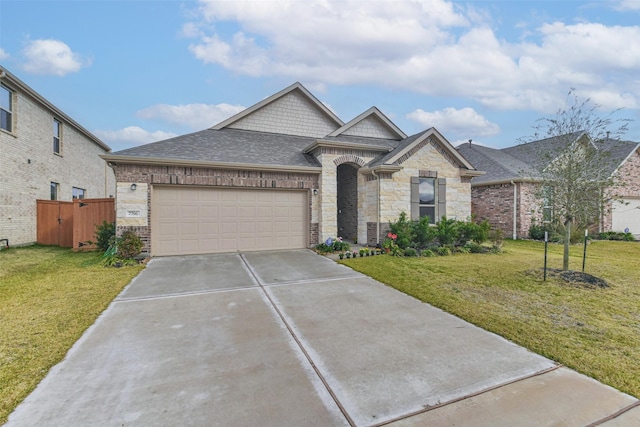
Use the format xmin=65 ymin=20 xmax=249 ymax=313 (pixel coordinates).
xmin=7 ymin=250 xmax=638 ymax=426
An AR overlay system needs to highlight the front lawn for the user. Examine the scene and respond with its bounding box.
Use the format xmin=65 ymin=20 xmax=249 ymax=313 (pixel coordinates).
xmin=0 ymin=246 xmax=144 ymax=424
xmin=341 ymin=239 xmax=640 ymax=398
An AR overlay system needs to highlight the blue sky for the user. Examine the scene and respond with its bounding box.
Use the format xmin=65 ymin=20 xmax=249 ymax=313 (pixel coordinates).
xmin=1 ymin=0 xmax=639 ymax=152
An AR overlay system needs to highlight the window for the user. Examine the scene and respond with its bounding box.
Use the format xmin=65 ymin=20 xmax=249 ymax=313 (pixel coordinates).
xmin=411 ymin=176 xmax=446 ymax=223
xmin=1 ymin=85 xmax=12 ymax=132
xmin=53 ymin=119 xmax=62 ymax=154
xmin=418 ymin=178 xmax=436 ymax=222
xmin=72 ymin=187 xmax=85 ymax=199
xmin=50 ymin=182 xmax=59 ymax=200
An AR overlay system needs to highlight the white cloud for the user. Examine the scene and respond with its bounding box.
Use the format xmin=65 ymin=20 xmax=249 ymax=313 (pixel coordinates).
xmin=21 ymin=39 xmax=89 ymax=76
xmin=137 ymin=103 xmax=245 ymax=130
xmin=183 ymin=0 xmax=640 ymax=114
xmin=94 ymin=126 xmax=177 ymax=148
xmin=612 ymin=0 xmax=640 ymax=11
xmin=407 ymin=107 xmax=500 ymax=139
xmin=0 ymin=48 xmax=9 ymax=60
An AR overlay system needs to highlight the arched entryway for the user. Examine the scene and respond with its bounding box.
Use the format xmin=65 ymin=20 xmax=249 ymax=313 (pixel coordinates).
xmin=337 ymin=163 xmax=358 ymax=241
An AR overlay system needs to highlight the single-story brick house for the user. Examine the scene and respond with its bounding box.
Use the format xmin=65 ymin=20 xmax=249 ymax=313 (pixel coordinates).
xmin=102 ymin=83 xmax=482 ymax=257
xmin=457 ymin=132 xmax=640 ymax=239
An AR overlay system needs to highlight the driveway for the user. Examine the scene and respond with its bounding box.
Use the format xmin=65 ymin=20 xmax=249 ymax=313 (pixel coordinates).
xmin=7 ymin=250 xmax=639 ymax=426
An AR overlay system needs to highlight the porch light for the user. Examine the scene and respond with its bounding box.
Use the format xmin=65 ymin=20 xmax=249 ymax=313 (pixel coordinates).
xmin=130 ymin=183 xmax=137 ymax=191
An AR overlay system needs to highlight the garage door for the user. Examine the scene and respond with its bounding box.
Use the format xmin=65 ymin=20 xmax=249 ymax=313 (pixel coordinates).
xmin=152 ymin=186 xmax=308 ymax=256
xmin=612 ymin=198 xmax=640 ymax=235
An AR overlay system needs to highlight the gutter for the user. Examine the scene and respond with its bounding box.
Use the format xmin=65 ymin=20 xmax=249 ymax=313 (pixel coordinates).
xmin=302 ymin=139 xmax=393 ymax=154
xmin=511 ymin=180 xmax=517 ymax=240
xmin=371 ymin=169 xmax=380 ymax=245
xmin=100 ymin=155 xmax=323 ymax=174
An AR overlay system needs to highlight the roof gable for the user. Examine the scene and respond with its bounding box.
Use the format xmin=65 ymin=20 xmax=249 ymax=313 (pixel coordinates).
xmin=373 ymin=128 xmax=476 ymax=170
xmin=212 ymin=82 xmax=343 ymax=138
xmin=328 ymin=107 xmax=406 ymax=140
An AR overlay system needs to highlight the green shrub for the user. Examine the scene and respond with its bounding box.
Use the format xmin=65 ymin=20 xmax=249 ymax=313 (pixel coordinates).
xmin=94 ymin=221 xmax=115 ymax=252
xmin=412 ymin=215 xmax=436 ymax=247
xmin=436 ymin=217 xmax=459 ymax=246
xmin=436 ymin=246 xmax=452 ymax=256
xmin=389 ymin=212 xmax=414 ymax=249
xmin=464 ymin=242 xmax=484 ymax=253
xmin=528 ymin=223 xmax=548 ymax=241
xmin=314 ymin=243 xmax=332 ymax=253
xmin=597 ymin=231 xmax=636 ymax=242
xmin=404 ymin=248 xmax=417 ymax=257
xmin=118 ymin=230 xmax=143 ymax=259
xmin=421 ymin=249 xmax=436 ymax=257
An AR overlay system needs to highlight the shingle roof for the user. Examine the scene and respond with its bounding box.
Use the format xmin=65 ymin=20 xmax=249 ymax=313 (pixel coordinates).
xmin=322 ymin=135 xmax=400 ymax=150
xmin=456 ymin=143 xmax=538 ymax=184
xmin=366 ymin=132 xmax=425 ymax=167
xmin=110 ymin=128 xmax=321 ymax=168
xmin=457 ymin=132 xmax=639 ymax=185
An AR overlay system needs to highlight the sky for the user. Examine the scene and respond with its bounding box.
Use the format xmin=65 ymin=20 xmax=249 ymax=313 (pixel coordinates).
xmin=1 ymin=0 xmax=639 ymax=152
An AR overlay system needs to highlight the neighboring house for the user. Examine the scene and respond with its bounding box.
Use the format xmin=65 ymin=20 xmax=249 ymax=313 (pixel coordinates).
xmin=457 ymin=133 xmax=640 ymax=239
xmin=0 ymin=66 xmax=116 ymax=246
xmin=102 ymin=82 xmax=482 ymax=257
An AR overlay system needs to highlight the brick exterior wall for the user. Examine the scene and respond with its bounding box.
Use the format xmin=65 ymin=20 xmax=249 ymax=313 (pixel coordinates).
xmin=602 ymin=149 xmax=640 ymax=231
xmin=0 ymin=81 xmax=115 ymax=245
xmin=115 ymin=164 xmax=319 ymax=255
xmin=472 ymin=183 xmax=517 ymax=238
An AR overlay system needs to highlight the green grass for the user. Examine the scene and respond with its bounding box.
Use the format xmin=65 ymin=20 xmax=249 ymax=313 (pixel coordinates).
xmin=0 ymin=245 xmax=144 ymax=424
xmin=341 ymin=240 xmax=640 ymax=398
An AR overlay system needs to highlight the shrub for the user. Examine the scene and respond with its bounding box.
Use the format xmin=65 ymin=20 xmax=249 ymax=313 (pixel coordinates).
xmin=118 ymin=230 xmax=143 ymax=259
xmin=421 ymin=249 xmax=436 ymax=257
xmin=457 ymin=246 xmax=471 ymax=254
xmin=412 ymin=215 xmax=436 ymax=247
xmin=597 ymin=231 xmax=636 ymax=242
xmin=464 ymin=242 xmax=484 ymax=253
xmin=436 ymin=246 xmax=452 ymax=256
xmin=389 ymin=212 xmax=414 ymax=249
xmin=436 ymin=217 xmax=459 ymax=246
xmin=489 ymin=228 xmax=504 ymax=248
xmin=528 ymin=223 xmax=548 ymax=241
xmin=404 ymin=248 xmax=417 ymax=257
xmin=315 ymin=243 xmax=331 ymax=253
xmin=94 ymin=221 xmax=115 ymax=252
xmin=331 ymin=237 xmax=350 ymax=252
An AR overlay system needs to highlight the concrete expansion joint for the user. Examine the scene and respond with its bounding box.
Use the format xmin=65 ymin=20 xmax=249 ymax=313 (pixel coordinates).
xmin=115 ymin=285 xmax=258 ymax=302
xmin=239 ymin=253 xmax=358 ymax=427
xmin=261 ymin=274 xmax=367 ymax=289
xmin=586 ymin=400 xmax=640 ymax=427
xmin=370 ymin=364 xmax=564 ymax=427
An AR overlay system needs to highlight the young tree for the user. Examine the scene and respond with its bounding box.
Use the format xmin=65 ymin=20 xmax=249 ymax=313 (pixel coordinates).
xmin=521 ymin=89 xmax=631 ymax=270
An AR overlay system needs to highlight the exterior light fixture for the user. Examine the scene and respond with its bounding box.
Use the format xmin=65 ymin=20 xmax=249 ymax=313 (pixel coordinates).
xmin=130 ymin=183 xmax=137 ymax=191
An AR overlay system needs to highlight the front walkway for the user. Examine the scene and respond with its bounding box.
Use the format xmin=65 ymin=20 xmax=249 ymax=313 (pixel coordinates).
xmin=7 ymin=250 xmax=639 ymax=426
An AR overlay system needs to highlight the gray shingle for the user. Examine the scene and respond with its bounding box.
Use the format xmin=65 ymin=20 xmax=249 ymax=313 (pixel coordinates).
xmin=111 ymin=128 xmax=321 ymax=168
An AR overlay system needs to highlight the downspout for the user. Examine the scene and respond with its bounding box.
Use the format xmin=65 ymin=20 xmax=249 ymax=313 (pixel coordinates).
xmin=511 ymin=180 xmax=517 ymax=240
xmin=372 ymin=170 xmax=380 ymax=245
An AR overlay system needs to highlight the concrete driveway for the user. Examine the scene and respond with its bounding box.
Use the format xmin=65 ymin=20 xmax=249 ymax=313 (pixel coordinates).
xmin=7 ymin=250 xmax=639 ymax=426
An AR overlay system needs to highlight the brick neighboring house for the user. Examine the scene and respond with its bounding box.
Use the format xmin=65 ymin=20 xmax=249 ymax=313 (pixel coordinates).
xmin=457 ymin=132 xmax=640 ymax=239
xmin=0 ymin=67 xmax=116 ymax=246
xmin=102 ymin=82 xmax=483 ymax=257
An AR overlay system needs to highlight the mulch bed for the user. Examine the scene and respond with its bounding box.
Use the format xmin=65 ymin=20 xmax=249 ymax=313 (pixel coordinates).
xmin=526 ymin=268 xmax=609 ymax=289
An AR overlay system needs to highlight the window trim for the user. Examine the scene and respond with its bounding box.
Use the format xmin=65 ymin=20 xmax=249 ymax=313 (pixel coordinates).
xmin=53 ymin=118 xmax=62 ymax=155
xmin=72 ymin=187 xmax=86 ymax=199
xmin=1 ymin=84 xmax=14 ymax=134
xmin=50 ymin=182 xmax=59 ymax=201
xmin=411 ymin=176 xmax=446 ymax=223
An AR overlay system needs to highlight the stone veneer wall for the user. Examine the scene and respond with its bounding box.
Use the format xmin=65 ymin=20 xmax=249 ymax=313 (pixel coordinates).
xmin=115 ymin=164 xmax=319 ymax=255
xmin=378 ymin=141 xmax=472 ymax=224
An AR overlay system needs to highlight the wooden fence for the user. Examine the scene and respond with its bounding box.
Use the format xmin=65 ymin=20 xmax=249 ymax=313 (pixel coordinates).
xmin=36 ymin=198 xmax=115 ymax=249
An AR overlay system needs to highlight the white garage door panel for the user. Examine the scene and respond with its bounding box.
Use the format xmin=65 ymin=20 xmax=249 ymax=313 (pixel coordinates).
xmin=612 ymin=198 xmax=640 ymax=235
xmin=152 ymin=187 xmax=308 ymax=256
